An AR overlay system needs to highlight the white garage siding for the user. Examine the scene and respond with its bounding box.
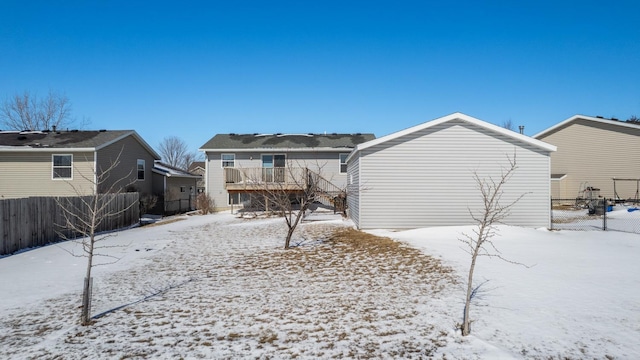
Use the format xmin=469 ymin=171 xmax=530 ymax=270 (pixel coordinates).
xmin=346 ymin=152 xmax=361 ymax=228
xmin=353 ymin=117 xmax=554 ymax=229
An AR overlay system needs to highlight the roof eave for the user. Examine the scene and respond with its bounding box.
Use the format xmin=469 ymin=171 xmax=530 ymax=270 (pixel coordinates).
xmin=533 ymin=115 xmax=640 ymax=139
xmin=348 ymin=112 xmax=556 ymax=160
xmin=199 ymin=147 xmax=356 ymax=152
xmin=0 ymin=147 xmax=96 ymax=152
xmin=96 ymin=131 xmax=161 ymax=160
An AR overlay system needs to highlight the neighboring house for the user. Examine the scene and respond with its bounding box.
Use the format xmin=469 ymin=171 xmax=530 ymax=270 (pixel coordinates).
xmin=199 ymin=133 xmax=375 ymax=211
xmin=347 ymin=112 xmax=556 ymax=229
xmin=0 ymin=129 xmax=160 ymax=199
xmin=152 ymin=162 xmax=201 ymax=214
xmin=534 ymin=115 xmax=640 ymax=200
xmin=188 ymin=161 xmax=206 ymax=193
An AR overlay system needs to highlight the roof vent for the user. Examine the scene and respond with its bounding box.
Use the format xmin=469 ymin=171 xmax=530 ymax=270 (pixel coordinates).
xmin=229 ymin=133 xmax=236 ymax=136
xmin=276 ymin=133 xmax=282 ymax=135
xmin=71 ymin=129 xmax=78 ymax=132
xmin=17 ymin=135 xmax=27 ymax=140
xmin=596 ymin=116 xmax=604 ymax=118
xmin=99 ymin=129 xmax=106 ymax=132
xmin=611 ymin=117 xmax=619 ymax=121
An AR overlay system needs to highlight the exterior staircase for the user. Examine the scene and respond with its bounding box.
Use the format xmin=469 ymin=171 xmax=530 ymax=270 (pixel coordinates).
xmin=305 ymin=169 xmax=347 ymax=214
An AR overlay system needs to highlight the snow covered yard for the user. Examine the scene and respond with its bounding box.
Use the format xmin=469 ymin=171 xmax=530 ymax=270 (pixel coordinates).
xmin=1 ymin=212 xmax=639 ymax=359
xmin=0 ymin=213 xmax=458 ymax=359
xmin=372 ymin=225 xmax=640 ymax=359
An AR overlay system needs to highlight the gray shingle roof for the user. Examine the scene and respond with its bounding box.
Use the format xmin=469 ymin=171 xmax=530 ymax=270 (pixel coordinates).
xmin=0 ymin=130 xmax=132 ymax=148
xmin=153 ymin=161 xmax=201 ymax=178
xmin=0 ymin=129 xmax=161 ymax=159
xmin=200 ymin=133 xmax=376 ymax=150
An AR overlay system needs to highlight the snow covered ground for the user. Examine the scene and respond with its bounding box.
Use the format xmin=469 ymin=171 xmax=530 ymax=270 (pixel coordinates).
xmin=1 ymin=211 xmax=639 ymax=359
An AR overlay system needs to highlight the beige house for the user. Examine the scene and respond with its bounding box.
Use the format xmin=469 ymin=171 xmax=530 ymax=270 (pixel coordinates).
xmin=188 ymin=161 xmax=206 ymax=193
xmin=0 ymin=129 xmax=160 ymax=199
xmin=533 ymin=115 xmax=640 ymax=200
xmin=152 ymin=161 xmax=201 ymax=214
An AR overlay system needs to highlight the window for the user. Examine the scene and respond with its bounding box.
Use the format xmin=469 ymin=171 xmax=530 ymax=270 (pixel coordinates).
xmin=228 ymin=192 xmax=251 ymax=205
xmin=180 ymin=186 xmax=186 ymax=193
xmin=137 ymin=159 xmax=145 ymax=180
xmin=52 ymin=154 xmax=72 ymax=179
xmin=339 ymin=153 xmax=348 ymax=174
xmin=222 ymin=154 xmax=235 ymax=168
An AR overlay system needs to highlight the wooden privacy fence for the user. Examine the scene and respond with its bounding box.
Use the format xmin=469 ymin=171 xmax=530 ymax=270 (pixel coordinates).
xmin=0 ymin=193 xmax=140 ymax=256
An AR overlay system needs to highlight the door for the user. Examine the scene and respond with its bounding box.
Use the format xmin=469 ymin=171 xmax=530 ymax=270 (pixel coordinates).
xmin=262 ymin=154 xmax=286 ymax=182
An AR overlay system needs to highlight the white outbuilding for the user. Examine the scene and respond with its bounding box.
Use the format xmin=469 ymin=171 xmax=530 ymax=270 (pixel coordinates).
xmin=346 ymin=113 xmax=556 ymax=229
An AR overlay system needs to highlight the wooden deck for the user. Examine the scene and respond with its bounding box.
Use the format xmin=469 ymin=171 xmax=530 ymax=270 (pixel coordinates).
xmin=224 ymin=167 xmax=307 ymax=191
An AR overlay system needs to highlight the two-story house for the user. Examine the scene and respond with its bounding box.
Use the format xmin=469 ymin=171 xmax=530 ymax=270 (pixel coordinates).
xmin=0 ymin=129 xmax=160 ymax=199
xmin=199 ymin=133 xmax=375 ymax=211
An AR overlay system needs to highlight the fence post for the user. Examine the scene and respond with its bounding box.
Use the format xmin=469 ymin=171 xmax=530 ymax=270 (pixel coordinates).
xmin=550 ymin=198 xmax=554 ymax=230
xmin=602 ymin=198 xmax=607 ymax=231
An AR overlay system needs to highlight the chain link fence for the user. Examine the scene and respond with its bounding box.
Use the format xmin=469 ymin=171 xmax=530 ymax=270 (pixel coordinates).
xmin=551 ymin=198 xmax=640 ymax=233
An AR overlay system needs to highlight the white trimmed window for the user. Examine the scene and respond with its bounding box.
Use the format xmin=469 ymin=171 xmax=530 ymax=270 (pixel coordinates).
xmin=222 ymin=154 xmax=235 ymax=168
xmin=52 ymin=154 xmax=73 ymax=179
xmin=137 ymin=159 xmax=145 ymax=180
xmin=339 ymin=153 xmax=348 ymax=174
xmin=229 ymin=192 xmax=250 ymax=205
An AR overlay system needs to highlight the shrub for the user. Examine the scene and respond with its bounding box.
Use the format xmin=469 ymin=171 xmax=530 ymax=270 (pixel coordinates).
xmin=197 ymin=193 xmax=215 ymax=214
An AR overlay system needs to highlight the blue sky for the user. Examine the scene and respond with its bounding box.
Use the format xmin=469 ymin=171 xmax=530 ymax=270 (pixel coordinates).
xmin=1 ymin=1 xmax=639 ymax=155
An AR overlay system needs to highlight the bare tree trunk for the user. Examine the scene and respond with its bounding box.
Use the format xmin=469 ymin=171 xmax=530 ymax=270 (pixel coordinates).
xmin=56 ymin=149 xmax=137 ymax=326
xmin=459 ymin=154 xmax=527 ymax=336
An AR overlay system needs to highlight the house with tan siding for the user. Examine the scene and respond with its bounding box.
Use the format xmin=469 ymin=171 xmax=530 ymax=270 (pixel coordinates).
xmin=0 ymin=129 xmax=160 ymax=199
xmin=533 ymin=115 xmax=640 ymax=200
xmin=199 ymin=133 xmax=375 ymax=211
xmin=152 ymin=161 xmax=201 ymax=214
xmin=347 ymin=113 xmax=556 ymax=229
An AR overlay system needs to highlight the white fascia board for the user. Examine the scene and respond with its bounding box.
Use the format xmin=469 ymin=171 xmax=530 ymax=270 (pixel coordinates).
xmin=533 ymin=114 xmax=640 ymax=139
xmin=347 ymin=112 xmax=556 ymax=162
xmin=0 ymin=146 xmax=95 ymax=152
xmin=199 ymin=147 xmax=355 ymax=153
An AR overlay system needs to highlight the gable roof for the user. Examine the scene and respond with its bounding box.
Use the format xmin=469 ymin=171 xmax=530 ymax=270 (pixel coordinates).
xmin=199 ymin=133 xmax=376 ymax=152
xmin=188 ymin=161 xmax=205 ymax=172
xmin=0 ymin=129 xmax=161 ymax=159
xmin=348 ymin=112 xmax=556 ymax=160
xmin=153 ymin=161 xmax=202 ymax=179
xmin=532 ymin=114 xmax=640 ymax=139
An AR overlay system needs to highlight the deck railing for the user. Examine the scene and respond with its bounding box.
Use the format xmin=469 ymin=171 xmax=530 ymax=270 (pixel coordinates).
xmin=224 ymin=167 xmax=307 ymax=189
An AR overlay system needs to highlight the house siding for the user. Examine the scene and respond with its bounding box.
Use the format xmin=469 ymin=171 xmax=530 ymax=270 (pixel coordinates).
xmin=346 ymin=152 xmax=361 ymax=228
xmin=537 ymin=119 xmax=640 ymax=199
xmin=355 ymin=120 xmax=551 ymax=229
xmin=205 ymin=150 xmax=350 ymax=210
xmin=0 ymin=151 xmax=95 ymax=199
xmin=97 ymin=135 xmax=155 ymax=195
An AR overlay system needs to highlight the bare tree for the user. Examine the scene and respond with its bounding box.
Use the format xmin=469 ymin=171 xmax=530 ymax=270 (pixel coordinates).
xmin=459 ymin=153 xmax=528 ymax=336
xmin=158 ymin=136 xmax=200 ymax=170
xmin=0 ymin=90 xmax=83 ymax=131
xmin=501 ymin=119 xmax=514 ymax=131
xmin=237 ymin=162 xmax=339 ymax=249
xmin=56 ymin=151 xmax=137 ymax=325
